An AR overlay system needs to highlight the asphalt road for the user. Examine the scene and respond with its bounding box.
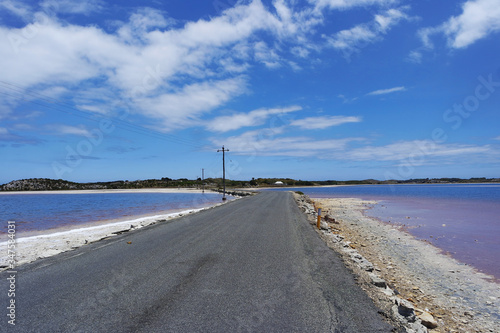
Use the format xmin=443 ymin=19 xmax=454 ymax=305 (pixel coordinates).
xmin=1 ymin=191 xmax=393 ymax=332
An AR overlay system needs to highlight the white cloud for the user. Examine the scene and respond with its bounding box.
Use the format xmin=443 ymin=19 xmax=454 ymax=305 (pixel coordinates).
xmin=444 ymin=0 xmax=500 ymax=48
xmin=0 ymin=1 xmax=277 ymax=129
xmin=291 ymin=46 xmax=310 ymax=58
xmin=311 ymin=0 xmax=397 ymax=11
xmin=0 ymin=17 xmax=131 ymax=88
xmin=288 ymin=61 xmax=301 ymax=71
xmin=417 ymin=27 xmax=435 ymax=49
xmin=374 ymin=8 xmax=408 ymax=32
xmin=417 ymin=0 xmax=500 ymax=49
xmin=0 ymin=127 xmax=8 ymax=135
xmin=328 ymin=25 xmax=377 ymax=50
xmin=338 ymin=140 xmax=491 ymax=162
xmin=49 ymin=125 xmax=91 ymax=136
xmin=337 ymin=94 xmax=359 ymax=103
xmin=76 ymin=104 xmax=108 ymax=115
xmin=117 ymin=7 xmax=172 ymax=42
xmin=212 ymin=133 xmax=493 ymax=164
xmin=137 ymin=77 xmax=248 ymax=131
xmin=206 ymin=106 xmax=302 ymax=132
xmin=272 ymin=0 xmax=298 ymax=36
xmin=0 ymin=0 xmax=32 ymax=20
xmin=0 ymin=0 xmax=413 ymax=137
xmin=40 ymin=0 xmax=103 ymax=16
xmin=367 ymin=86 xmax=406 ymax=96
xmin=290 ymin=116 xmax=361 ymax=129
xmin=254 ymin=41 xmax=281 ymax=68
xmin=493 ymin=136 xmax=500 ymax=141
xmin=213 ymin=130 xmax=361 ymax=157
xmin=169 ymin=1 xmax=276 ymax=48
xmin=407 ymin=50 xmax=422 ymax=63
xmin=326 ymin=7 xmax=409 ymax=55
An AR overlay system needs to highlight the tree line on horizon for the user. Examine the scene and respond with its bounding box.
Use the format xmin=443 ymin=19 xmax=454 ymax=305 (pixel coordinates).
xmin=0 ymin=177 xmax=499 ymax=191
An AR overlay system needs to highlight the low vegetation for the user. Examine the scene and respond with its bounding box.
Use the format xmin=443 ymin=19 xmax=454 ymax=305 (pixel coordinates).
xmin=1 ymin=177 xmax=498 ymax=191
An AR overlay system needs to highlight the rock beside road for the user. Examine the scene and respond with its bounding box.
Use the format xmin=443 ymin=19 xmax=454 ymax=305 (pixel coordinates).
xmin=417 ymin=310 xmax=439 ymax=329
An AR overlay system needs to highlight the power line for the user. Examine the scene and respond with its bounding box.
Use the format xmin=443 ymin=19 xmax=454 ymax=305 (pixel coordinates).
xmin=0 ymin=88 xmax=202 ymax=148
xmin=0 ymin=80 xmax=207 ymax=150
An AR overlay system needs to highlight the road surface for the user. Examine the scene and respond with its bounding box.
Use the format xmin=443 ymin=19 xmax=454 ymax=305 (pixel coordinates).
xmin=1 ymin=191 xmax=393 ymax=332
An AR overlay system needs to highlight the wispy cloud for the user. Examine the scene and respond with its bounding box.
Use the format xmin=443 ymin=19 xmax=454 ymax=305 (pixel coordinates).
xmin=0 ymin=127 xmax=44 ymax=146
xmin=0 ymin=0 xmax=413 ymax=136
xmin=254 ymin=41 xmax=281 ymax=69
xmin=290 ymin=116 xmax=362 ymax=129
xmin=311 ymin=0 xmax=397 ymax=11
xmin=326 ymin=7 xmax=410 ymax=56
xmin=417 ymin=0 xmax=500 ymax=49
xmin=212 ymin=130 xmax=362 ymax=157
xmin=337 ymin=94 xmax=359 ymax=104
xmin=139 ymin=77 xmax=248 ymax=131
xmin=337 ymin=140 xmax=491 ymax=162
xmin=0 ymin=1 xmax=276 ymax=130
xmin=0 ymin=0 xmax=32 ymax=20
xmin=327 ymin=25 xmax=377 ymax=50
xmin=48 ymin=125 xmax=91 ymax=137
xmin=40 ymin=0 xmax=104 ymax=16
xmin=367 ymin=86 xmax=406 ymax=96
xmin=407 ymin=50 xmax=423 ymax=64
xmin=210 ymin=133 xmax=494 ymax=165
xmin=206 ymin=106 xmax=302 ymax=132
xmin=106 ymin=146 xmax=141 ymax=154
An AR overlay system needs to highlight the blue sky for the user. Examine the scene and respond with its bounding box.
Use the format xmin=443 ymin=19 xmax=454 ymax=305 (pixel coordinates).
xmin=0 ymin=0 xmax=499 ymax=183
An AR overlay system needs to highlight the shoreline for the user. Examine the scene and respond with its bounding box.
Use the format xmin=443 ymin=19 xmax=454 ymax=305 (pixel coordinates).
xmin=0 ymin=198 xmax=234 ymax=268
xmin=362 ymin=204 xmax=500 ymax=285
xmin=310 ymin=196 xmax=499 ymax=332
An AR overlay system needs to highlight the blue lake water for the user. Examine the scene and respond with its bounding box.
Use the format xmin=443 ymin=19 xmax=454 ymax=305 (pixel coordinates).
xmin=266 ymin=183 xmax=500 ymax=202
xmin=0 ymin=192 xmax=226 ymax=234
xmin=265 ymin=184 xmax=500 ymax=281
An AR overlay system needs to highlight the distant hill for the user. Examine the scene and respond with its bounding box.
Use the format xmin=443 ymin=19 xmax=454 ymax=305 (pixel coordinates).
xmin=0 ymin=178 xmax=209 ymax=191
xmin=1 ymin=178 xmax=84 ymax=191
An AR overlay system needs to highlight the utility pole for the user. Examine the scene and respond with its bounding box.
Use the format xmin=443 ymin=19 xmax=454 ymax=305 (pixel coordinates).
xmin=202 ymin=168 xmax=204 ymax=193
xmin=217 ymin=145 xmax=229 ymax=200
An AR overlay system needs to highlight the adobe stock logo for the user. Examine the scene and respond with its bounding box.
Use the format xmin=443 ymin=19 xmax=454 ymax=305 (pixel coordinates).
xmin=443 ymin=73 xmax=500 ymax=130
xmin=52 ymin=119 xmax=115 ymax=178
xmin=384 ymin=69 xmax=500 ymax=183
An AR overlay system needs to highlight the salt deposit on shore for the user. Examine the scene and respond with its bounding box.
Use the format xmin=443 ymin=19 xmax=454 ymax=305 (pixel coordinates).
xmin=303 ymin=196 xmax=500 ymax=332
xmin=0 ymin=199 xmax=230 ymax=268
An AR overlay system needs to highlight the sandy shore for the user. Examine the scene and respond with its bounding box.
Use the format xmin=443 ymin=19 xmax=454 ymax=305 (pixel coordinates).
xmin=0 ymin=198 xmax=231 ymax=268
xmin=311 ymin=197 xmax=499 ymax=332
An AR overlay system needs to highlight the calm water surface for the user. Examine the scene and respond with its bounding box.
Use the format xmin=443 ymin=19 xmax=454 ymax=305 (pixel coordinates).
xmin=267 ymin=184 xmax=500 ymax=281
xmin=0 ymin=192 xmax=226 ymax=233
